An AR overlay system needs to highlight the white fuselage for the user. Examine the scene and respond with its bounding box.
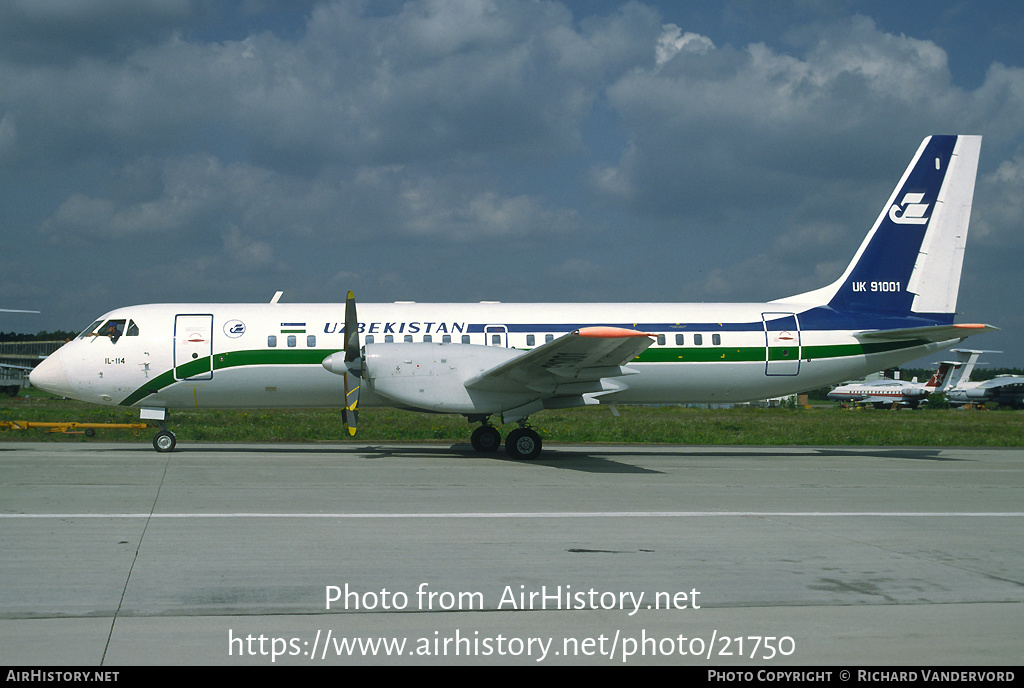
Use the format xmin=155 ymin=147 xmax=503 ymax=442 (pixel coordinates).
xmin=37 ymin=300 xmax=961 ymax=413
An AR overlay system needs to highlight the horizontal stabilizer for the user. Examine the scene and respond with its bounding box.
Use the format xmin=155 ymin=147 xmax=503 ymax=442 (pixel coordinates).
xmin=856 ymin=323 xmax=997 ymax=342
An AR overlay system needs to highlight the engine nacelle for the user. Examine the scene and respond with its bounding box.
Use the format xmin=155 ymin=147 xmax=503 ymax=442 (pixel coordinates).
xmin=360 ymin=342 xmax=540 ymax=414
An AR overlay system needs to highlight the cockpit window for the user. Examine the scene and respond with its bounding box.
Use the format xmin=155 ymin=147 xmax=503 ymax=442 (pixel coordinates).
xmin=78 ymin=318 xmax=138 ymax=341
xmin=103 ymin=319 xmax=126 ymax=342
xmin=78 ymin=320 xmax=104 ymax=339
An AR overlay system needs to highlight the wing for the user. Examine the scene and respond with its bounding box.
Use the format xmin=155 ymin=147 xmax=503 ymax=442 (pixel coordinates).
xmin=860 ymin=396 xmax=902 ymax=404
xmin=975 ymin=377 xmax=1024 ymax=392
xmin=465 ymin=326 xmax=654 ymax=395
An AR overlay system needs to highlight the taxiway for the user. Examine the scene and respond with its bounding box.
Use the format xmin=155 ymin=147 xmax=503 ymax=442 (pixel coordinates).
xmin=1 ymin=441 xmax=1022 ymax=665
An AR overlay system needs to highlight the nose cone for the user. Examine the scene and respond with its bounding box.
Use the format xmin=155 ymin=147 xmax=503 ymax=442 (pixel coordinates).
xmin=29 ymin=350 xmax=73 ymax=397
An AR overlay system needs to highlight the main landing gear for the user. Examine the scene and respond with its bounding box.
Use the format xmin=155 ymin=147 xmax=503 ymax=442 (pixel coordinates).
xmin=471 ymin=419 xmax=542 ymax=460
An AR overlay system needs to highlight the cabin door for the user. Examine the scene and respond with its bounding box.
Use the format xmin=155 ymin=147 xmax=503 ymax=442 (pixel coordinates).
xmin=762 ymin=312 xmax=801 ymax=376
xmin=174 ymin=314 xmax=214 ymax=381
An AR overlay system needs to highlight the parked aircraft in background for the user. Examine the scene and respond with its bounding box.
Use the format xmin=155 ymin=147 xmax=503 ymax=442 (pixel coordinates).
xmin=1 ymin=308 xmax=40 ymax=394
xmin=943 ymin=350 xmax=1024 ymax=409
xmin=828 ymin=349 xmax=976 ymax=408
xmin=30 ymin=136 xmax=994 ymax=457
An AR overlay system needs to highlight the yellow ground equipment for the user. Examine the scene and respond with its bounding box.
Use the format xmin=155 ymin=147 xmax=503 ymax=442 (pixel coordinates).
xmin=1 ymin=420 xmax=148 ymax=437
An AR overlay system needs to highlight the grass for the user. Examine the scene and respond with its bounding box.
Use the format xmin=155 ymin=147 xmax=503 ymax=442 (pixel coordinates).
xmin=3 ymin=391 xmax=1023 ymax=447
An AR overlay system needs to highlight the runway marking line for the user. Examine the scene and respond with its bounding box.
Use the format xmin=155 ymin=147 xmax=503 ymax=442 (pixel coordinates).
xmin=3 ymin=511 xmax=1024 ymax=519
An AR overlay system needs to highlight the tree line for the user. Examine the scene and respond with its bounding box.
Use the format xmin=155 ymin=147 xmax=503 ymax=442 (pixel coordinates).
xmin=0 ymin=330 xmax=78 ymax=342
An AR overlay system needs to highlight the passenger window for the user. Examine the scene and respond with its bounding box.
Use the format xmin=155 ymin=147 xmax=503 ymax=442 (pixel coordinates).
xmin=694 ymin=334 xmax=703 ymax=346
xmin=366 ymin=335 xmax=375 ymax=344
xmin=491 ymin=334 xmax=502 ymax=346
xmin=712 ymin=334 xmax=721 ymax=345
xmin=462 ymin=335 xmax=471 ymax=344
xmin=442 ymin=335 xmax=451 ymax=343
xmin=307 ymin=335 xmax=316 ymax=347
xmin=404 ymin=335 xmax=413 ymax=343
xmin=545 ymin=334 xmax=554 ymax=343
xmin=676 ymin=334 xmax=684 ymax=345
xmin=657 ymin=334 xmax=665 ymax=346
xmin=268 ymin=335 xmax=277 ymax=347
xmin=385 ymin=335 xmax=394 ymax=343
xmin=527 ymin=334 xmax=535 ymax=346
xmin=424 ymin=335 xmax=433 ymax=343
xmin=287 ymin=335 xmax=296 ymax=347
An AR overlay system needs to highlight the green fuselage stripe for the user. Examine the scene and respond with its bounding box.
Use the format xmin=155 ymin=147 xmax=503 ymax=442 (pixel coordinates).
xmin=118 ymin=338 xmax=926 ymax=407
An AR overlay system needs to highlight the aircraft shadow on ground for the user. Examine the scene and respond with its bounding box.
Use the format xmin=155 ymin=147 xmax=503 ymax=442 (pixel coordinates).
xmin=135 ymin=441 xmax=969 ymax=472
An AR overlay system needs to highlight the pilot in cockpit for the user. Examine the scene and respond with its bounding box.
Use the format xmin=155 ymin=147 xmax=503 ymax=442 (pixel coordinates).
xmin=105 ymin=320 xmax=124 ymax=343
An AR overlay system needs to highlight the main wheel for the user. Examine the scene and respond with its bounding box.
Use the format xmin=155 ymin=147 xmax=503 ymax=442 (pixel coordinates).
xmin=471 ymin=423 xmax=503 ymax=450
xmin=153 ymin=430 xmax=176 ymax=452
xmin=505 ymin=428 xmax=542 ymax=460
xmin=471 ymin=425 xmax=501 ymax=452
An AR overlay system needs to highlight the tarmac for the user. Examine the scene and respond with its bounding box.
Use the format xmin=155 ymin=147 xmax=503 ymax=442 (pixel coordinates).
xmin=1 ymin=441 xmax=1022 ymax=666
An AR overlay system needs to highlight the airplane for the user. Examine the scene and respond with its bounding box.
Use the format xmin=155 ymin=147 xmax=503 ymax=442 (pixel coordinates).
xmin=942 ymin=350 xmax=1024 ymax=409
xmin=0 ymin=362 xmax=34 ymax=397
xmin=827 ymin=349 xmax=977 ymax=408
xmin=30 ymin=135 xmax=996 ymax=458
xmin=1 ymin=308 xmax=40 ymax=394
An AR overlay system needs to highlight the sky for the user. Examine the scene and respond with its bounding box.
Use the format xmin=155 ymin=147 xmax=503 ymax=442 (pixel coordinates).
xmin=2 ymin=0 xmax=1024 ymax=366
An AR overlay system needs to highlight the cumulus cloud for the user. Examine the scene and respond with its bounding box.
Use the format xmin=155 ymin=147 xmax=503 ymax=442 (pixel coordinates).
xmin=972 ymin=146 xmax=1024 ymax=246
xmin=594 ymin=10 xmax=1024 ymax=292
xmin=656 ymin=24 xmax=714 ymax=65
xmin=396 ymin=179 xmax=581 ymax=241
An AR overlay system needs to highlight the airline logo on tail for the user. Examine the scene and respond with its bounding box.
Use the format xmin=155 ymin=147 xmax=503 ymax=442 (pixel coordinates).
xmin=926 ymin=363 xmax=952 ymax=389
xmin=888 ymin=192 xmax=930 ymax=225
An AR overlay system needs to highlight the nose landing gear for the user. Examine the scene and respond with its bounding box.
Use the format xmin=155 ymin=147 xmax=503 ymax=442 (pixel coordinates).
xmin=153 ymin=427 xmax=176 ymax=452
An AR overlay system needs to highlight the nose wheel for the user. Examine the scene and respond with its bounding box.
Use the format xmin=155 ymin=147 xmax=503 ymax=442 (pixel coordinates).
xmin=153 ymin=429 xmax=176 ymax=452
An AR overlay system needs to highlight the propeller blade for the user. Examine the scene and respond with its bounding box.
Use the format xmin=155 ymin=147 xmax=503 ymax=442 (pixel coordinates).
xmin=345 ymin=290 xmax=360 ymax=365
xmin=341 ymin=290 xmax=360 ymax=436
xmin=342 ymin=375 xmax=359 ymax=436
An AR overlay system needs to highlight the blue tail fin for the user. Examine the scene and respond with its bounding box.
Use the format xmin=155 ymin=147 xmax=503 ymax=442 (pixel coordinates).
xmin=782 ymin=135 xmax=981 ymax=321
